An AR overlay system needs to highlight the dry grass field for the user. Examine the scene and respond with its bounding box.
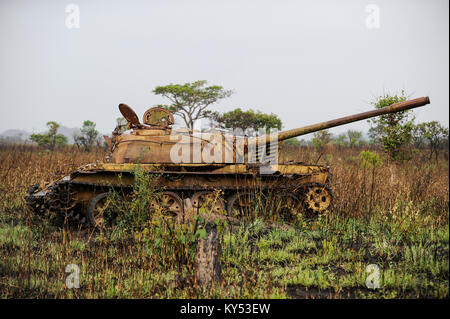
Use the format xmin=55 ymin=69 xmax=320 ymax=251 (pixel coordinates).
xmin=0 ymin=143 xmax=448 ymax=298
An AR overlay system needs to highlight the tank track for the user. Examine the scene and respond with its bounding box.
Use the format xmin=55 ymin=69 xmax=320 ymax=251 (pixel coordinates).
xmin=26 ymin=176 xmax=333 ymax=227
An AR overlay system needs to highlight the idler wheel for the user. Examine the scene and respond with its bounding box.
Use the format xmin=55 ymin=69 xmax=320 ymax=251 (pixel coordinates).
xmin=191 ymin=191 xmax=225 ymax=214
xmin=48 ymin=183 xmax=76 ymax=212
xmin=304 ymin=186 xmax=332 ymax=213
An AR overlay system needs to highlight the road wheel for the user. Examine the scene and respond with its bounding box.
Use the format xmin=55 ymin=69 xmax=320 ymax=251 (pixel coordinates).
xmin=191 ymin=191 xmax=225 ymax=214
xmin=149 ymin=191 xmax=183 ymax=217
xmin=270 ymin=193 xmax=303 ymax=222
xmin=86 ymin=193 xmax=115 ymax=229
xmin=226 ymin=191 xmax=262 ymax=219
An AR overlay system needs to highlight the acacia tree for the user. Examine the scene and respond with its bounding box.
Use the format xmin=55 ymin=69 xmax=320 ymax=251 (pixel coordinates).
xmin=212 ymin=108 xmax=282 ymax=134
xmin=347 ymin=130 xmax=364 ymax=148
xmin=283 ymin=138 xmax=301 ymax=146
xmin=74 ymin=120 xmax=99 ymax=152
xmin=30 ymin=121 xmax=68 ymax=150
xmin=411 ymin=124 xmax=426 ymax=149
xmin=368 ymin=91 xmax=415 ymax=161
xmin=332 ymin=133 xmax=348 ymax=147
xmin=414 ymin=121 xmax=449 ymax=161
xmin=153 ymin=81 xmax=232 ymax=130
xmin=312 ymin=130 xmax=332 ymax=163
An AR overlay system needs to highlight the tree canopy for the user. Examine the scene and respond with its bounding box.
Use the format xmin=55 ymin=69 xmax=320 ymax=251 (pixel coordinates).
xmin=74 ymin=120 xmax=99 ymax=152
xmin=347 ymin=130 xmax=364 ymax=148
xmin=368 ymin=91 xmax=415 ymax=161
xmin=312 ymin=129 xmax=332 ymax=163
xmin=413 ymin=121 xmax=449 ymax=161
xmin=153 ymin=80 xmax=232 ymax=130
xmin=212 ymin=108 xmax=282 ymax=133
xmin=30 ymin=121 xmax=67 ymax=150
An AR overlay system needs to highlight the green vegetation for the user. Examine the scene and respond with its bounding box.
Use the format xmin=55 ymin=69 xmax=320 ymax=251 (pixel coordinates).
xmin=283 ymin=138 xmax=301 ymax=147
xmin=213 ymin=108 xmax=282 ymax=133
xmin=312 ymin=130 xmax=332 ymax=162
xmin=412 ymin=121 xmax=449 ymax=161
xmin=359 ymin=150 xmax=383 ymax=213
xmin=29 ymin=121 xmax=68 ymax=150
xmin=73 ymin=120 xmax=100 ymax=152
xmin=0 ymin=202 xmax=447 ymax=298
xmin=152 ymin=81 xmax=282 ymax=134
xmin=153 ymin=80 xmax=233 ymax=130
xmin=0 ymin=144 xmax=447 ymax=299
xmin=348 ymin=130 xmax=364 ymax=148
xmin=368 ymin=91 xmax=415 ymax=161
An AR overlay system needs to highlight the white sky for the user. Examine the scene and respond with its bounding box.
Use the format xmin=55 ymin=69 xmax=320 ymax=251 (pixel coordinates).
xmin=0 ymin=0 xmax=448 ymax=137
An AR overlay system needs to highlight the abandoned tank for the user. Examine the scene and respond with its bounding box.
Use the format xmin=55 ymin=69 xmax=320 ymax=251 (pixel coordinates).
xmin=26 ymin=96 xmax=430 ymax=227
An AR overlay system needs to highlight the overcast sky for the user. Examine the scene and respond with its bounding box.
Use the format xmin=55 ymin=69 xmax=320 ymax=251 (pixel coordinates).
xmin=0 ymin=0 xmax=448 ymax=137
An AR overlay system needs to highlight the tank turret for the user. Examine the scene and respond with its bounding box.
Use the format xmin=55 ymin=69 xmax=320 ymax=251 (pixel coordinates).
xmin=110 ymin=97 xmax=430 ymax=164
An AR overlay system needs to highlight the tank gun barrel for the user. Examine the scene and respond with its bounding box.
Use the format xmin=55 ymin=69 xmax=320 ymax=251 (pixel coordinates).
xmin=273 ymin=96 xmax=430 ymax=143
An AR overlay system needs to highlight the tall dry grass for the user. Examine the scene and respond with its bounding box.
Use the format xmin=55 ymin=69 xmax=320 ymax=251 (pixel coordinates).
xmin=282 ymin=144 xmax=448 ymax=223
xmin=0 ymin=144 xmax=105 ymax=214
xmin=1 ymin=143 xmax=448 ymax=221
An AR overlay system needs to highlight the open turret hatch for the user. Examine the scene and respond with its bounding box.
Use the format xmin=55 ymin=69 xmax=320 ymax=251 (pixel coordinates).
xmin=119 ymin=104 xmax=174 ymax=130
xmin=142 ymin=107 xmax=174 ymax=128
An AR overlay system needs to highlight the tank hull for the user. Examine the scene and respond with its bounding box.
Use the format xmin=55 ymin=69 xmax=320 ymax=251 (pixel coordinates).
xmin=26 ymin=162 xmax=331 ymax=225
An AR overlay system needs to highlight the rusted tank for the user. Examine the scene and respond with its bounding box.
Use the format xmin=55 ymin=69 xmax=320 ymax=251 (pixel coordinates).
xmin=26 ymin=97 xmax=430 ymax=226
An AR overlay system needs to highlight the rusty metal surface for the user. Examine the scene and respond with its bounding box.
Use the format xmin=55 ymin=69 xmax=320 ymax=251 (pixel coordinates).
xmin=71 ymin=166 xmax=328 ymax=190
xmin=111 ymin=97 xmax=429 ymax=165
xmin=143 ymin=107 xmax=174 ymax=128
xmin=274 ymin=96 xmax=430 ymax=142
xmin=26 ymin=97 xmax=431 ymax=222
xmin=118 ymin=103 xmax=140 ymax=127
xmin=26 ymin=165 xmax=329 ymax=219
xmin=97 ymin=162 xmax=327 ymax=175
